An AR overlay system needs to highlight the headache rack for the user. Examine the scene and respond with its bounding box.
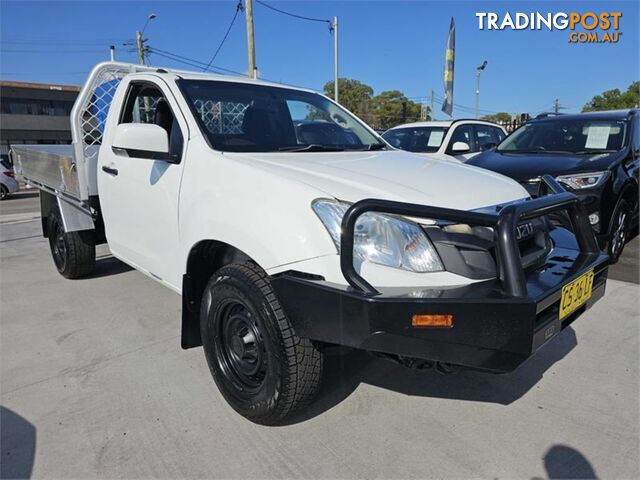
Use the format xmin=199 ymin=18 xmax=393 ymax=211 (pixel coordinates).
xmin=340 ymin=175 xmax=600 ymax=297
xmin=12 ymin=62 xmax=157 ymax=203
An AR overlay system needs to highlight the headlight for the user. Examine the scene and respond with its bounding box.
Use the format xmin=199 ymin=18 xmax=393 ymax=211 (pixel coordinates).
xmin=311 ymin=199 xmax=443 ymax=273
xmin=556 ymin=171 xmax=609 ymax=189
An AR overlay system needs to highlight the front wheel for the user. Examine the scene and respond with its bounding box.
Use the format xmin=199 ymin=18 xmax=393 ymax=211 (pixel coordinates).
xmin=607 ymin=199 xmax=632 ymax=264
xmin=200 ymin=262 xmax=323 ymax=425
xmin=47 ymin=208 xmax=96 ymax=278
xmin=0 ymin=185 xmax=8 ymax=200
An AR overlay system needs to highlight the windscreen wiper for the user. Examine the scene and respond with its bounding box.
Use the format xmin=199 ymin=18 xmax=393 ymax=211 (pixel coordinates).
xmin=355 ymin=142 xmax=386 ymax=151
xmin=573 ymin=149 xmax=618 ymax=154
xmin=278 ymin=144 xmax=345 ymax=152
xmin=499 ymin=149 xmax=572 ymax=154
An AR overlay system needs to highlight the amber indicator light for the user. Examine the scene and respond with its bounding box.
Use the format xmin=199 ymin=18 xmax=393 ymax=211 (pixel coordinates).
xmin=411 ymin=314 xmax=454 ymax=328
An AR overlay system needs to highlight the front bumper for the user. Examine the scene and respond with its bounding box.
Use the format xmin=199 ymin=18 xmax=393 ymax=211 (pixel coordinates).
xmin=272 ymin=176 xmax=609 ymax=373
xmin=272 ymin=239 xmax=607 ymax=373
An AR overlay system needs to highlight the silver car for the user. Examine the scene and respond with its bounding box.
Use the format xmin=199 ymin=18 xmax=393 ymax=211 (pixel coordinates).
xmin=1 ymin=156 xmax=19 ymax=200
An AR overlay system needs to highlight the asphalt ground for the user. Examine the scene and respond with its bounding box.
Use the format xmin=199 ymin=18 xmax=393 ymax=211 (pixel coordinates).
xmin=1 ymin=190 xmax=638 ymax=479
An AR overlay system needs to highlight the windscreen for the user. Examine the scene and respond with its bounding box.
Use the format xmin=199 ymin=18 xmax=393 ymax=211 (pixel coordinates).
xmin=178 ymin=80 xmax=382 ymax=152
xmin=382 ymin=127 xmax=448 ymax=152
xmin=497 ymin=118 xmax=628 ymax=154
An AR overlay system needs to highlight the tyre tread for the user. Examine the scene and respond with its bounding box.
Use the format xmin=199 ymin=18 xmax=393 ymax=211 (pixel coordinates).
xmin=49 ymin=209 xmax=95 ymax=279
xmin=204 ymin=261 xmax=323 ymax=424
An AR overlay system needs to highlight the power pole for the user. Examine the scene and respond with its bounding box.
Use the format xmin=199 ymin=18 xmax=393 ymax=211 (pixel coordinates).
xmin=136 ymin=31 xmax=145 ymax=65
xmin=553 ymin=98 xmax=560 ymax=113
xmin=431 ymin=90 xmax=436 ymax=121
xmin=109 ymin=45 xmax=115 ymax=61
xmin=333 ymin=16 xmax=339 ymax=103
xmin=245 ymin=0 xmax=256 ymax=79
xmin=135 ymin=14 xmax=156 ymax=66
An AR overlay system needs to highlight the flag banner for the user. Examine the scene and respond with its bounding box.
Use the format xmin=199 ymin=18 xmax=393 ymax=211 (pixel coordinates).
xmin=442 ymin=17 xmax=455 ymax=116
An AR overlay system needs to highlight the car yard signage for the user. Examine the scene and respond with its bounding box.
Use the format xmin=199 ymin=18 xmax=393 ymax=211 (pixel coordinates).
xmin=475 ymin=12 xmax=622 ymax=44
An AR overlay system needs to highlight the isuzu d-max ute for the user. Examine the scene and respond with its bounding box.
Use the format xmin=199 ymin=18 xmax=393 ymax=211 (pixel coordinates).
xmin=12 ymin=63 xmax=608 ymax=424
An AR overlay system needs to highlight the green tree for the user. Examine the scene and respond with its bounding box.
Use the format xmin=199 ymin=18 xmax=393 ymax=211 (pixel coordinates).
xmin=481 ymin=112 xmax=512 ymax=123
xmin=323 ymin=78 xmax=374 ymax=117
xmin=371 ymin=90 xmax=422 ymax=130
xmin=582 ymin=81 xmax=640 ymax=112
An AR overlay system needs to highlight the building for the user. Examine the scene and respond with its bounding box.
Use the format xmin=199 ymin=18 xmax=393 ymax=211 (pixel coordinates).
xmin=0 ymin=80 xmax=80 ymax=156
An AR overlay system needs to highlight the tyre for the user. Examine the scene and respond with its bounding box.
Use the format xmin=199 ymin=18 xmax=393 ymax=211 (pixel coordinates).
xmin=607 ymin=199 xmax=632 ymax=264
xmin=0 ymin=185 xmax=8 ymax=200
xmin=200 ymin=261 xmax=323 ymax=425
xmin=47 ymin=208 xmax=96 ymax=278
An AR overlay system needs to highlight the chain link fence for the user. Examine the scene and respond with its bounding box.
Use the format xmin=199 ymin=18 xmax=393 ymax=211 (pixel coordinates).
xmin=193 ymin=100 xmax=249 ymax=134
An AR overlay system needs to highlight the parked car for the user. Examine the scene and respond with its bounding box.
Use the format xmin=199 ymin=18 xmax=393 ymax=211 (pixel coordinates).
xmin=468 ymin=110 xmax=639 ymax=262
xmin=12 ymin=62 xmax=608 ymax=424
xmin=0 ymin=155 xmax=19 ymax=200
xmin=382 ymin=120 xmax=507 ymax=162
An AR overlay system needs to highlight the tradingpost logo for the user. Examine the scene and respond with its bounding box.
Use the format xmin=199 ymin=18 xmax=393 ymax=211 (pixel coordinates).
xmin=475 ymin=12 xmax=622 ymax=44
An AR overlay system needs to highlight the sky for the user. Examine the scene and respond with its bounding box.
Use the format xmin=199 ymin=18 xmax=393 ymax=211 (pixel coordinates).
xmin=1 ymin=0 xmax=638 ymax=117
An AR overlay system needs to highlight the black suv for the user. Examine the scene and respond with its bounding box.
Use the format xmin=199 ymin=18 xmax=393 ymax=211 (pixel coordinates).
xmin=468 ymin=110 xmax=639 ymax=262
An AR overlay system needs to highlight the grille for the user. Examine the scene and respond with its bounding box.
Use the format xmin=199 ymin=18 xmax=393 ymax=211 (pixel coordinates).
xmin=426 ymin=217 xmax=551 ymax=279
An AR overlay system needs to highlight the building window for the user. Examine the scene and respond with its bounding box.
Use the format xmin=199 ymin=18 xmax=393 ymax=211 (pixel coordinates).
xmin=0 ymin=98 xmax=74 ymax=116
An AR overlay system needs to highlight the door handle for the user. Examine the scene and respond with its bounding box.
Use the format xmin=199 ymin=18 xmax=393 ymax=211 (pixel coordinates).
xmin=101 ymin=166 xmax=118 ymax=176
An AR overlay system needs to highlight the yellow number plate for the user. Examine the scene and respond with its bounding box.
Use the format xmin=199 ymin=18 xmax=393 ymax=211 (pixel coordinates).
xmin=559 ymin=270 xmax=594 ymax=320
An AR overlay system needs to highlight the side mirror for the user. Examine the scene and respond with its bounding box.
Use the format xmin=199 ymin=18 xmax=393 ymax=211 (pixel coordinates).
xmin=451 ymin=141 xmax=471 ymax=153
xmin=112 ymin=123 xmax=177 ymax=163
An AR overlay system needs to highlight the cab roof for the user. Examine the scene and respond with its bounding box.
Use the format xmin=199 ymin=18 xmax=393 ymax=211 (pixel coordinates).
xmin=151 ymin=68 xmax=320 ymax=95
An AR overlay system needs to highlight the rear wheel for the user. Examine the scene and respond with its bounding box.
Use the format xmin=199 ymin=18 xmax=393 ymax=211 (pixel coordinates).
xmin=607 ymin=199 xmax=631 ymax=264
xmin=47 ymin=208 xmax=96 ymax=278
xmin=200 ymin=261 xmax=323 ymax=425
xmin=0 ymin=185 xmax=8 ymax=200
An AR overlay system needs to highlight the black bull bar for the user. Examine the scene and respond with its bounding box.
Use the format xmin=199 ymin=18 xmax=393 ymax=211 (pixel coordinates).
xmin=271 ymin=175 xmax=608 ymax=373
xmin=340 ymin=175 xmax=600 ymax=297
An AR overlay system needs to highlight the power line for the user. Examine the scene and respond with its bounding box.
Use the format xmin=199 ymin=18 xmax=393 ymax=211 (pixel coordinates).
xmin=1 ymin=41 xmax=123 ymax=47
xmin=148 ymin=46 xmax=323 ymax=92
xmin=416 ymin=93 xmax=500 ymax=115
xmin=148 ymin=46 xmax=246 ymax=75
xmin=203 ymin=0 xmax=243 ymax=72
xmin=0 ymin=48 xmax=106 ymax=54
xmin=2 ymin=39 xmax=126 ymax=46
xmin=254 ymin=0 xmax=331 ymax=27
xmin=148 ymin=48 xmax=243 ymax=76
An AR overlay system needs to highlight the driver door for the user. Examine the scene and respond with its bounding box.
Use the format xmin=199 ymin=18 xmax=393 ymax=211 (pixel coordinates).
xmin=97 ymin=76 xmax=188 ymax=288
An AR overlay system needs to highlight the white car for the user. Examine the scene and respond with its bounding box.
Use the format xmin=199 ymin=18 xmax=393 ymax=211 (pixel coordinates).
xmin=13 ymin=62 xmax=608 ymax=425
xmin=0 ymin=156 xmax=19 ymax=200
xmin=382 ymin=120 xmax=507 ymax=162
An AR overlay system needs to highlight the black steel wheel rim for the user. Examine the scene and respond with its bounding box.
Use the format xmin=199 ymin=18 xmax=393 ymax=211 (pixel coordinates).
xmin=215 ymin=299 xmax=267 ymax=395
xmin=51 ymin=219 xmax=67 ymax=271
xmin=611 ymin=208 xmax=628 ymax=258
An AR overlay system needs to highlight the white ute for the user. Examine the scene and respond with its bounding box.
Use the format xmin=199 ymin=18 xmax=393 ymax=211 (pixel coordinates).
xmin=12 ymin=63 xmax=608 ymax=424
